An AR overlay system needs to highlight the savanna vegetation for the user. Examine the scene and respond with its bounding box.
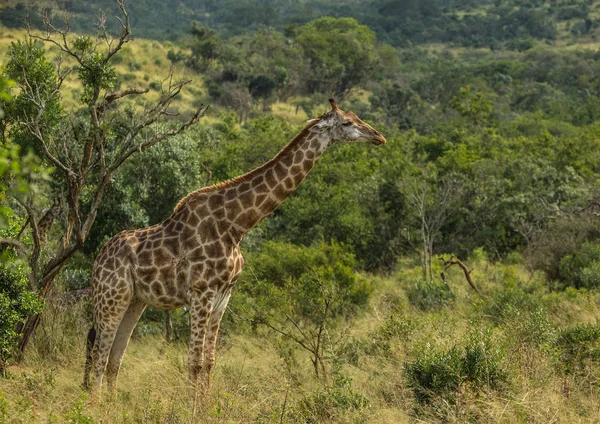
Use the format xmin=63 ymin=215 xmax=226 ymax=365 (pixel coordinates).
xmin=1 ymin=0 xmax=600 ymax=422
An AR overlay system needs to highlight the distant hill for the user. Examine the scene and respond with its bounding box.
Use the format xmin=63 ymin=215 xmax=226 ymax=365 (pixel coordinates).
xmin=1 ymin=0 xmax=598 ymax=48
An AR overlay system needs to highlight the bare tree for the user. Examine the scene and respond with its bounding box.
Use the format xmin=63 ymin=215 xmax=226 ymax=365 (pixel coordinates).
xmin=404 ymin=171 xmax=463 ymax=281
xmin=3 ymin=1 xmax=207 ymax=356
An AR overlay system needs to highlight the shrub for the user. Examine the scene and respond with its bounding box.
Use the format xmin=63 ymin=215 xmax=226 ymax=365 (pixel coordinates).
xmin=405 ymin=328 xmax=507 ymax=408
xmin=555 ymin=324 xmax=600 ymax=375
xmin=406 ymin=278 xmax=455 ymax=311
xmin=294 ymin=359 xmax=368 ymax=423
xmin=558 ymin=243 xmax=600 ymax=290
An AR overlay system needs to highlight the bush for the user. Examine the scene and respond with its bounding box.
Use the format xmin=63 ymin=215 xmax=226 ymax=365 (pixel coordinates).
xmin=558 ymin=243 xmax=600 ymax=290
xmin=406 ymin=279 xmax=454 ymax=311
xmin=293 ymin=359 xmax=368 ymax=423
xmin=405 ymin=328 xmax=507 ymax=408
xmin=555 ymin=324 xmax=600 ymax=375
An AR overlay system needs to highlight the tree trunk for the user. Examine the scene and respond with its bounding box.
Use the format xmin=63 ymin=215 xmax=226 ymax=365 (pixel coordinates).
xmin=17 ymin=247 xmax=77 ymax=359
xmin=165 ymin=311 xmax=173 ymax=343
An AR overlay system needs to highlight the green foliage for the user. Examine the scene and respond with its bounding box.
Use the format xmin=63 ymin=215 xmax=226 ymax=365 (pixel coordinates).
xmin=555 ymin=323 xmax=600 ymax=375
xmin=406 ymin=328 xmax=507 ymax=408
xmin=77 ymin=51 xmax=117 ymax=102
xmin=450 ymin=85 xmax=494 ymax=126
xmin=62 ymin=396 xmax=93 ymax=424
xmin=558 ymin=243 xmax=600 ymax=290
xmin=233 ymin=241 xmax=372 ymax=376
xmin=295 ymin=17 xmax=380 ymax=98
xmin=0 ymin=244 xmax=43 ymax=366
xmin=3 ymin=40 xmax=62 ymax=137
xmin=294 ymin=359 xmax=369 ymax=423
xmin=239 ymin=241 xmax=372 ymax=320
xmin=406 ymin=279 xmax=455 ymax=311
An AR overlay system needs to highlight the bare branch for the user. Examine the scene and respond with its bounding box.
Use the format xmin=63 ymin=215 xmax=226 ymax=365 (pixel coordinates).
xmin=110 ymin=104 xmax=208 ymax=173
xmin=0 ymin=238 xmax=29 ymax=256
xmin=14 ymin=198 xmax=40 ymax=290
xmin=440 ymin=255 xmax=483 ymax=297
xmin=104 ymin=0 xmax=131 ymax=63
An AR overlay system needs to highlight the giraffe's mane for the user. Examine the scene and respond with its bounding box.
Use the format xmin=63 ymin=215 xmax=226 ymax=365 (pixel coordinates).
xmin=172 ymin=117 xmax=323 ymax=213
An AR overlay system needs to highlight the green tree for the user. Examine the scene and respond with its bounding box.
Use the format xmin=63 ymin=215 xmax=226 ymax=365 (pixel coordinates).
xmin=1 ymin=2 xmax=206 ymax=355
xmin=235 ymin=241 xmax=372 ymax=378
xmin=295 ymin=17 xmax=380 ymax=99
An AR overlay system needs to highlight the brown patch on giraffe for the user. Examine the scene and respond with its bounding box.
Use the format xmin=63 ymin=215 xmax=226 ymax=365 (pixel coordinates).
xmin=303 ymin=160 xmax=312 ymax=172
xmin=265 ymin=169 xmax=277 ymax=188
xmin=238 ymin=191 xmax=254 ymax=207
xmin=182 ymin=237 xmax=197 ymax=251
xmin=180 ymin=225 xmax=195 ymax=242
xmin=294 ymin=150 xmax=304 ymax=163
xmin=273 ymin=184 xmax=286 ymax=199
xmin=188 ymin=246 xmax=206 ymax=262
xmin=163 ymin=237 xmax=180 ymax=255
xmin=260 ymin=198 xmax=278 ymax=214
xmin=252 ymin=175 xmax=265 ymax=186
xmin=274 ymin=162 xmax=287 ymax=180
xmin=283 ymin=178 xmax=294 ymax=190
xmin=165 ymin=280 xmax=177 ymax=296
xmin=205 ymin=241 xmax=224 ymax=258
xmin=195 ymin=204 xmax=209 ymax=218
xmin=226 ymin=200 xmax=242 ymax=220
xmin=190 ymin=263 xmax=205 ymax=279
xmin=238 ymin=181 xmax=251 ymax=193
xmin=293 ymin=173 xmax=304 ymax=186
xmin=198 ymin=218 xmax=219 ymax=242
xmin=282 ymin=153 xmax=294 ymax=167
xmin=290 ymin=165 xmax=302 ymax=176
xmin=254 ymin=183 xmax=269 ymax=194
xmin=213 ymin=207 xmax=225 ymax=220
xmin=151 ymin=282 xmax=163 ymax=296
xmin=208 ymin=194 xmax=224 ymax=210
xmin=153 ymin=248 xmax=170 ymax=266
xmin=215 ymin=259 xmax=227 ymax=274
xmin=158 ymin=266 xmax=174 ymax=282
xmin=216 ymin=219 xmax=230 ymax=235
xmin=255 ymin=194 xmax=267 ymax=207
xmin=187 ymin=212 xmax=200 ymax=227
xmin=235 ymin=209 xmax=260 ymax=229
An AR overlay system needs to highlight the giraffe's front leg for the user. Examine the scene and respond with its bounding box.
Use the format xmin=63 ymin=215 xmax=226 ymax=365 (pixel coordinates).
xmin=201 ymin=289 xmax=232 ymax=391
xmin=188 ymin=291 xmax=214 ymax=410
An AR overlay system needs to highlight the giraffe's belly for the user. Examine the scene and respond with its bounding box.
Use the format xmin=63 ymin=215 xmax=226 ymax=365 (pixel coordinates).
xmin=134 ymin=263 xmax=189 ymax=310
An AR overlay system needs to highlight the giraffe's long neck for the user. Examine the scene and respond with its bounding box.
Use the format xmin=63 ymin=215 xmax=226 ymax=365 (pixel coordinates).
xmin=171 ymin=125 xmax=330 ymax=245
xmin=221 ymin=128 xmax=328 ymax=242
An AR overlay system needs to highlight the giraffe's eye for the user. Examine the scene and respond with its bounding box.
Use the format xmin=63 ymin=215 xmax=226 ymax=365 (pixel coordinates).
xmin=342 ymin=121 xmax=352 ymax=126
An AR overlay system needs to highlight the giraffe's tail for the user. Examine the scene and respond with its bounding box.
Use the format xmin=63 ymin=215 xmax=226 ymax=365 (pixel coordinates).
xmin=82 ymin=326 xmax=96 ymax=391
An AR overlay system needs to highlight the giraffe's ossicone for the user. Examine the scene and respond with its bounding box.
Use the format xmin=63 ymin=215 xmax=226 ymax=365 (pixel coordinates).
xmin=83 ymin=99 xmax=386 ymax=404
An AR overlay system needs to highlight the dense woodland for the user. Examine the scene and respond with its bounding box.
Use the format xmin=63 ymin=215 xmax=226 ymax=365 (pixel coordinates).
xmin=1 ymin=0 xmax=600 ymax=422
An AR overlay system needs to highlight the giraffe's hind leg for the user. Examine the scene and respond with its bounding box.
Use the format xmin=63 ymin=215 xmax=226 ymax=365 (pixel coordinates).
xmin=105 ymin=300 xmax=146 ymax=393
xmin=91 ymin=280 xmax=133 ymax=394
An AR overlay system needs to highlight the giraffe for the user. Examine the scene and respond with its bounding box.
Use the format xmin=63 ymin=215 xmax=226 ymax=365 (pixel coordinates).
xmin=83 ymin=99 xmax=386 ymax=402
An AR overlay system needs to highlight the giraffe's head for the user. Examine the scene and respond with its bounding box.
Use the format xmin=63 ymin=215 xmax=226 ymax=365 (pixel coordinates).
xmin=307 ymin=98 xmax=386 ymax=146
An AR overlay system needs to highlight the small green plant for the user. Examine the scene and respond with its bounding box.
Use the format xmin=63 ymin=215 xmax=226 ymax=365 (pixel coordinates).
xmin=406 ymin=278 xmax=455 ymax=311
xmin=63 ymin=396 xmax=93 ymax=424
xmin=294 ymin=359 xmax=368 ymax=423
